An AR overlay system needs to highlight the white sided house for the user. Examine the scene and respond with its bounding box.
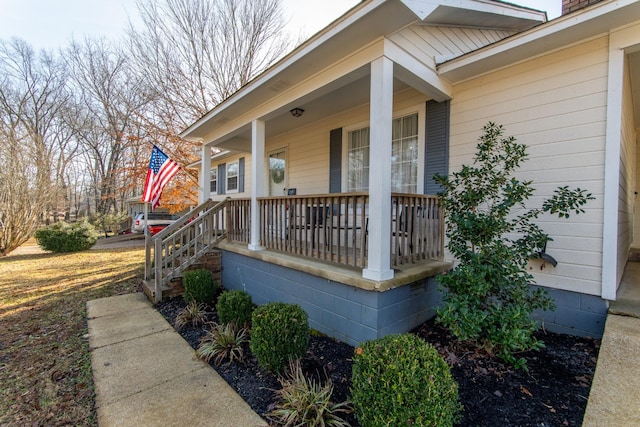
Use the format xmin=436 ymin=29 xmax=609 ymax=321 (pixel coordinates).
xmin=147 ymin=0 xmax=640 ymax=346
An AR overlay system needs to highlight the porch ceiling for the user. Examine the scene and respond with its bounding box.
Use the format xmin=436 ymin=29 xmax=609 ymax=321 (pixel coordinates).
xmin=212 ymin=70 xmax=410 ymax=153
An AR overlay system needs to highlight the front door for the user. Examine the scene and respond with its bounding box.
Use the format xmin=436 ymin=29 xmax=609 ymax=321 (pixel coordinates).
xmin=268 ymin=148 xmax=287 ymax=197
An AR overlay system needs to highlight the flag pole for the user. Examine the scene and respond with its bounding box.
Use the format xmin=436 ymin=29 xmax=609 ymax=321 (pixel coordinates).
xmin=144 ymin=201 xmax=149 ymax=235
xmin=144 ymin=201 xmax=150 ymax=281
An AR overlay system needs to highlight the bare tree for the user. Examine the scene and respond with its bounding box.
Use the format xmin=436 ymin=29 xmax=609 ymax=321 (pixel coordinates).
xmin=129 ymin=0 xmax=293 ymax=127
xmin=0 ymin=39 xmax=72 ymax=255
xmin=66 ymin=37 xmax=153 ymax=216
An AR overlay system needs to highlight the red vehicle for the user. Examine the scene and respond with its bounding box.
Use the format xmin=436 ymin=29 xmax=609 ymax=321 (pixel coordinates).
xmin=148 ymin=224 xmax=169 ymax=235
xmin=131 ymin=212 xmax=179 ymax=234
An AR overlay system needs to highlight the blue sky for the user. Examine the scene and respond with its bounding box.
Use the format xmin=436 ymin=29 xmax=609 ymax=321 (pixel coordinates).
xmin=0 ymin=0 xmax=561 ymax=51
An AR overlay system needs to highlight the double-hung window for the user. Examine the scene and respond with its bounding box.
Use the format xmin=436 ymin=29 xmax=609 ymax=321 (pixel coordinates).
xmin=347 ymin=127 xmax=370 ymax=191
xmin=227 ymin=161 xmax=239 ymax=192
xmin=345 ymin=112 xmax=418 ymax=193
xmin=210 ymin=167 xmax=217 ymax=194
xmin=391 ymin=113 xmax=418 ymax=193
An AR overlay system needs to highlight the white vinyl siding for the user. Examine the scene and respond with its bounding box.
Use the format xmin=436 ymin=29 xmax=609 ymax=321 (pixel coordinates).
xmin=389 ymin=26 xmax=516 ymax=65
xmin=207 ymin=155 xmax=250 ymax=200
xmin=262 ymin=89 xmax=427 ymax=196
xmin=449 ymin=37 xmax=609 ymax=296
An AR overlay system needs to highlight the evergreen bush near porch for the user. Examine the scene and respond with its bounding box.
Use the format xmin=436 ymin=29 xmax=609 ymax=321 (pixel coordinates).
xmin=216 ymin=289 xmax=254 ymax=327
xmin=434 ymin=122 xmax=594 ymax=368
xmin=183 ymin=269 xmax=218 ymax=304
xmin=250 ymin=302 xmax=309 ymax=374
xmin=351 ymin=333 xmax=461 ymax=426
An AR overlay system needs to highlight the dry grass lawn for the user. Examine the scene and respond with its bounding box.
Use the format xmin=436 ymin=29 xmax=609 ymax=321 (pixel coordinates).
xmin=0 ymin=239 xmax=144 ymax=426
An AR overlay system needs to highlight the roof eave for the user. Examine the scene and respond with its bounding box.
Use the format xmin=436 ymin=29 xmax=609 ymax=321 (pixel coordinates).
xmin=438 ymin=0 xmax=640 ymax=82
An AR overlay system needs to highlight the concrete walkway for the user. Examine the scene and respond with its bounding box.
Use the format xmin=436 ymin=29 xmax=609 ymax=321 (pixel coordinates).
xmin=583 ymin=261 xmax=640 ymax=426
xmin=86 ymin=263 xmax=640 ymax=426
xmin=87 ymin=293 xmax=267 ymax=427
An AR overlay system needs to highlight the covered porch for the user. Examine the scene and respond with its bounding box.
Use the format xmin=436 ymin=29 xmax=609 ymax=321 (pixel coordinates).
xmin=144 ymin=193 xmax=449 ymax=344
xmin=226 ymin=192 xmax=444 ymax=270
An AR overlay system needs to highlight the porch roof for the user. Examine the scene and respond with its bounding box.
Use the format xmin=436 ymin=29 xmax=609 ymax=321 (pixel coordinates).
xmin=437 ymin=0 xmax=640 ymax=130
xmin=180 ymin=0 xmax=545 ymax=149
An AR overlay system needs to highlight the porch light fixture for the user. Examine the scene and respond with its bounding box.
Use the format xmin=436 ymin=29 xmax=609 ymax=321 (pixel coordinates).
xmin=290 ymin=107 xmax=304 ymax=117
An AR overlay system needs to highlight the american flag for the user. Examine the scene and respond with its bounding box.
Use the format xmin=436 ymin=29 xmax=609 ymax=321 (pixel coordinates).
xmin=142 ymin=146 xmax=180 ymax=209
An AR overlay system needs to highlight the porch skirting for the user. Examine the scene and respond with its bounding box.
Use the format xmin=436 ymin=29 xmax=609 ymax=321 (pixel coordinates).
xmin=532 ymin=287 xmax=608 ymax=338
xmin=220 ymin=249 xmax=443 ymax=346
xmin=217 ymin=245 xmax=607 ymax=345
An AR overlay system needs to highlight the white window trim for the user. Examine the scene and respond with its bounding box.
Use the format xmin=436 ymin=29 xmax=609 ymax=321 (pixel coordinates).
xmin=342 ymin=121 xmax=370 ymax=193
xmin=210 ymin=166 xmax=218 ymax=195
xmin=341 ymin=105 xmax=425 ymax=193
xmin=226 ymin=161 xmax=239 ymax=194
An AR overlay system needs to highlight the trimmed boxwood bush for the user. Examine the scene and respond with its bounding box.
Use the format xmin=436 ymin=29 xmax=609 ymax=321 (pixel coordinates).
xmin=216 ymin=290 xmax=254 ymax=327
xmin=250 ymin=302 xmax=309 ymax=373
xmin=351 ymin=333 xmax=462 ymax=427
xmin=183 ymin=269 xmax=218 ymax=304
xmin=35 ymin=221 xmax=98 ymax=253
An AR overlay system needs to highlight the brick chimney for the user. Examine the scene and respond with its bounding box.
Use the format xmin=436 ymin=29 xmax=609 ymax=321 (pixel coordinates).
xmin=562 ymin=0 xmax=605 ymax=15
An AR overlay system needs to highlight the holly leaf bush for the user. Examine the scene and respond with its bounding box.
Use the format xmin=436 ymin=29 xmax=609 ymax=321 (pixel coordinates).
xmin=434 ymin=122 xmax=594 ymax=368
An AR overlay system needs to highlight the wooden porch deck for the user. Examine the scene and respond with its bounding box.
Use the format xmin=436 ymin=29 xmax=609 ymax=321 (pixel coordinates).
xmin=217 ymin=241 xmax=451 ymax=292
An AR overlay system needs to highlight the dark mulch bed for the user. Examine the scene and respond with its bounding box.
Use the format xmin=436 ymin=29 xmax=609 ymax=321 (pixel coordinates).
xmin=157 ymin=297 xmax=600 ymax=427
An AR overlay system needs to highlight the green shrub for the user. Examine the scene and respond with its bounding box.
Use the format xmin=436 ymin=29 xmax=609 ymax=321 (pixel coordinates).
xmin=216 ymin=290 xmax=254 ymax=327
xmin=35 ymin=221 xmax=98 ymax=253
xmin=182 ymin=269 xmax=218 ymax=304
xmin=250 ymin=302 xmax=309 ymax=373
xmin=351 ymin=333 xmax=461 ymax=427
xmin=434 ymin=122 xmax=594 ymax=367
xmin=268 ymin=359 xmax=352 ymax=427
xmin=197 ymin=322 xmax=248 ymax=366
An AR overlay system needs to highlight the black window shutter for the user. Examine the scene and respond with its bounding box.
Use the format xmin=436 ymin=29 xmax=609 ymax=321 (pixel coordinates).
xmin=329 ymin=128 xmax=342 ymax=193
xmin=218 ymin=162 xmax=226 ymax=195
xmin=424 ymin=100 xmax=450 ymax=195
xmin=238 ymin=157 xmax=245 ymax=193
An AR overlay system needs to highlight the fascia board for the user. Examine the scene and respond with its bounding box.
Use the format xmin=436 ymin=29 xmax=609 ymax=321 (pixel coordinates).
xmin=438 ymin=0 xmax=640 ymax=82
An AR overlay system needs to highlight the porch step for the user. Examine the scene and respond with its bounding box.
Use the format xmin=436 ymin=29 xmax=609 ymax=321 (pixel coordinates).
xmin=629 ymin=248 xmax=640 ymax=262
xmin=141 ymin=278 xmax=185 ymax=302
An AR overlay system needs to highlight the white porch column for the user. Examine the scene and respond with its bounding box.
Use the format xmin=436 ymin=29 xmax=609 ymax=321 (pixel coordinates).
xmin=249 ymin=119 xmax=266 ymax=251
xmin=200 ymin=142 xmax=211 ymax=203
xmin=363 ymin=56 xmax=394 ymax=281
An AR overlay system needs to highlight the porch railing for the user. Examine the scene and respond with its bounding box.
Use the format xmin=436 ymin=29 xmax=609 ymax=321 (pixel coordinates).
xmin=146 ymin=198 xmax=229 ymax=302
xmin=146 ymin=193 xmax=444 ymax=300
xmin=390 ymin=193 xmax=444 ymax=266
xmin=258 ymin=193 xmax=369 ymax=268
xmin=254 ymin=192 xmax=443 ymax=268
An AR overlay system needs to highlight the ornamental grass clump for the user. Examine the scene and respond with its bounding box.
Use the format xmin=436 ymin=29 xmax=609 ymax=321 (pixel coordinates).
xmin=174 ymin=300 xmax=210 ymax=331
xmin=250 ymin=302 xmax=309 ymax=374
xmin=197 ymin=322 xmax=248 ymax=366
xmin=268 ymin=359 xmax=352 ymax=427
xmin=35 ymin=221 xmax=98 ymax=253
xmin=434 ymin=122 xmax=594 ymax=368
xmin=182 ymin=268 xmax=218 ymax=305
xmin=351 ymin=333 xmax=461 ymax=427
xmin=216 ymin=289 xmax=254 ymax=327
